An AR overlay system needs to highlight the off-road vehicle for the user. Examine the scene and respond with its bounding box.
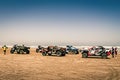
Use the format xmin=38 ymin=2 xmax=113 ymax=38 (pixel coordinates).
xmin=66 ymin=45 xmax=79 ymax=54
xmin=41 ymin=46 xmax=66 ymax=56
xmin=36 ymin=45 xmax=44 ymax=53
xmin=10 ymin=45 xmax=30 ymax=54
xmin=81 ymin=46 xmax=111 ymax=59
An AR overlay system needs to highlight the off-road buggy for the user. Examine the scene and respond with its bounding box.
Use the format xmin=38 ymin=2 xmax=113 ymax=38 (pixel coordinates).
xmin=66 ymin=45 xmax=79 ymax=54
xmin=81 ymin=46 xmax=111 ymax=59
xmin=36 ymin=45 xmax=44 ymax=53
xmin=41 ymin=46 xmax=66 ymax=56
xmin=10 ymin=45 xmax=30 ymax=54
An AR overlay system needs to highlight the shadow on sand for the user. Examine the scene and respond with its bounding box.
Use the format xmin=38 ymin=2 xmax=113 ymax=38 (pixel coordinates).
xmin=86 ymin=56 xmax=111 ymax=59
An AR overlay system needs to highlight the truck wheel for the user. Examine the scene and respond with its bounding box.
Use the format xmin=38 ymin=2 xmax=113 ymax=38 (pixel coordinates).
xmin=26 ymin=50 xmax=30 ymax=54
xmin=62 ymin=53 xmax=66 ymax=56
xmin=10 ymin=50 xmax=14 ymax=54
xmin=36 ymin=49 xmax=39 ymax=53
xmin=82 ymin=53 xmax=88 ymax=58
xmin=48 ymin=54 xmax=51 ymax=56
xmin=42 ymin=52 xmax=47 ymax=56
xmin=66 ymin=52 xmax=68 ymax=54
xmin=101 ymin=53 xmax=107 ymax=59
xmin=57 ymin=51 xmax=62 ymax=56
xmin=17 ymin=50 xmax=20 ymax=54
xmin=74 ymin=50 xmax=79 ymax=54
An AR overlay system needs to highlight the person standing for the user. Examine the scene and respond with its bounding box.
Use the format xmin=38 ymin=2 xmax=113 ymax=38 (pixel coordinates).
xmin=2 ymin=45 xmax=8 ymax=55
xmin=111 ymin=47 xmax=114 ymax=58
xmin=115 ymin=47 xmax=118 ymax=57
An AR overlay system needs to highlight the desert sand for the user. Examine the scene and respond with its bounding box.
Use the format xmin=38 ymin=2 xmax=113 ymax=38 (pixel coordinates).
xmin=0 ymin=48 xmax=120 ymax=80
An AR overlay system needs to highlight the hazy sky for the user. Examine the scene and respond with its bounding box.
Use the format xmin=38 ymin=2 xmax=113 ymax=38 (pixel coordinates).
xmin=0 ymin=0 xmax=120 ymax=46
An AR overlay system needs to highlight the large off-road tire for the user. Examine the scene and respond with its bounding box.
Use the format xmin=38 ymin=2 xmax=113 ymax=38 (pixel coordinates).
xmin=36 ymin=49 xmax=39 ymax=53
xmin=56 ymin=51 xmax=62 ymax=56
xmin=48 ymin=53 xmax=51 ymax=56
xmin=42 ymin=52 xmax=47 ymax=56
xmin=74 ymin=50 xmax=79 ymax=54
xmin=101 ymin=53 xmax=107 ymax=59
xmin=82 ymin=53 xmax=88 ymax=58
xmin=62 ymin=53 xmax=66 ymax=56
xmin=17 ymin=50 xmax=20 ymax=54
xmin=65 ymin=52 xmax=68 ymax=54
xmin=26 ymin=50 xmax=30 ymax=54
xmin=10 ymin=50 xmax=14 ymax=54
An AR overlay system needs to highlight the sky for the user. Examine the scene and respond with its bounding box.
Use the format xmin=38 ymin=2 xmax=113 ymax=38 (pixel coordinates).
xmin=0 ymin=0 xmax=120 ymax=46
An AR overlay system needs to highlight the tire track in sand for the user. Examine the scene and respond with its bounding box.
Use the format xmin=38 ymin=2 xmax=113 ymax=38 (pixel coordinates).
xmin=104 ymin=59 xmax=120 ymax=80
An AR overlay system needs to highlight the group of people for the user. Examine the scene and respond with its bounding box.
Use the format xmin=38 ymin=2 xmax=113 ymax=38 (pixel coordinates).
xmin=111 ymin=47 xmax=118 ymax=58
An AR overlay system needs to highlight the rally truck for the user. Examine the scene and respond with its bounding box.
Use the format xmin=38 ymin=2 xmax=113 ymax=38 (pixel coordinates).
xmin=81 ymin=46 xmax=111 ymax=59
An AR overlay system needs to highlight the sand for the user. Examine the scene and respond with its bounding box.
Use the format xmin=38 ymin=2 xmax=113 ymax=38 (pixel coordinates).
xmin=0 ymin=48 xmax=120 ymax=80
